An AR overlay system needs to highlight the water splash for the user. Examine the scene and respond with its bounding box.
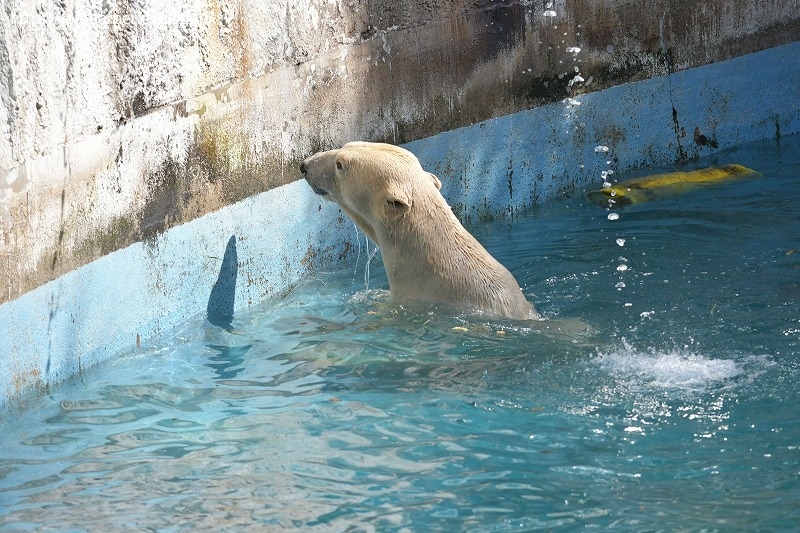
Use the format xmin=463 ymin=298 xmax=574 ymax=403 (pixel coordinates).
xmin=594 ymin=342 xmax=746 ymax=390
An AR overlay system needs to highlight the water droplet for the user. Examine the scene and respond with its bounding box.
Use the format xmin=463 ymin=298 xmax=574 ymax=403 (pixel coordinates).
xmin=568 ymin=75 xmax=584 ymax=87
xmin=607 ymin=212 xmax=620 ymax=221
xmin=616 ymin=238 xmax=626 ymax=246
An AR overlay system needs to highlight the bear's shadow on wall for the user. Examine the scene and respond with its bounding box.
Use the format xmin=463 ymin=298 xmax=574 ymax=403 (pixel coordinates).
xmin=207 ymin=235 xmax=238 ymax=330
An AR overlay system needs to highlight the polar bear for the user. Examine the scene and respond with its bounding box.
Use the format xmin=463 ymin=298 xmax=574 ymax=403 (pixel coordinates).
xmin=300 ymin=141 xmax=539 ymax=321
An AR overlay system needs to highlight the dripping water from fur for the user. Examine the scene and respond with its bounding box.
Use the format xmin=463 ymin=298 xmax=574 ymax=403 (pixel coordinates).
xmin=364 ymin=241 xmax=380 ymax=291
xmin=351 ymin=221 xmax=380 ymax=291
xmin=352 ymin=221 xmax=364 ymax=280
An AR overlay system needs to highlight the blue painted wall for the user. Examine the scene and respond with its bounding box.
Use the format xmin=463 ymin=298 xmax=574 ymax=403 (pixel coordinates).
xmin=0 ymin=182 xmax=353 ymax=404
xmin=1 ymin=42 xmax=798 ymax=406
xmin=408 ymin=42 xmax=800 ymax=222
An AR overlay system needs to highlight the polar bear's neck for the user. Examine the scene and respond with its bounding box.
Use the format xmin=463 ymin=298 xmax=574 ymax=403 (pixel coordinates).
xmin=373 ymin=188 xmax=533 ymax=318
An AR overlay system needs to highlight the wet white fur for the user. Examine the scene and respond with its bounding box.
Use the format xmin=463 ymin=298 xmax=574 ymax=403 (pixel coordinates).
xmin=301 ymin=141 xmax=539 ymax=320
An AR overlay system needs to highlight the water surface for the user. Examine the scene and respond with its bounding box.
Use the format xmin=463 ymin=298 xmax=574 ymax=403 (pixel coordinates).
xmin=1 ymin=135 xmax=799 ymax=531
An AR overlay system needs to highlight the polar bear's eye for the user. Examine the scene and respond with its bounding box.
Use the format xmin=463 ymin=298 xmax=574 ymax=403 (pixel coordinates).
xmin=336 ymin=161 xmax=343 ymax=170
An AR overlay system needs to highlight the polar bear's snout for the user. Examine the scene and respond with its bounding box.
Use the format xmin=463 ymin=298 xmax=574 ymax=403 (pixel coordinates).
xmin=300 ymin=155 xmax=331 ymax=197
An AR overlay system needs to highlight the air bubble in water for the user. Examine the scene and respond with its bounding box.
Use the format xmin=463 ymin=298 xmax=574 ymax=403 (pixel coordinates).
xmin=615 ymin=281 xmax=626 ymax=289
xmin=603 ymin=181 xmax=612 ymax=188
xmin=595 ymin=145 xmax=610 ymax=153
xmin=617 ymin=264 xmax=628 ymax=272
xmin=607 ymin=212 xmax=620 ymax=221
xmin=616 ymin=238 xmax=626 ymax=247
xmin=566 ymin=46 xmax=581 ymax=54
xmin=543 ymin=10 xmax=557 ymax=16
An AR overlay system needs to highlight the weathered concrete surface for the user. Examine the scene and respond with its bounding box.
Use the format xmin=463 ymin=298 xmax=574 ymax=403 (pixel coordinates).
xmin=2 ymin=0 xmax=799 ymax=306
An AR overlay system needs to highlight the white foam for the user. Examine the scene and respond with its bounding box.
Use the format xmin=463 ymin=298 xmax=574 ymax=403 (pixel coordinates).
xmin=594 ymin=343 xmax=744 ymax=389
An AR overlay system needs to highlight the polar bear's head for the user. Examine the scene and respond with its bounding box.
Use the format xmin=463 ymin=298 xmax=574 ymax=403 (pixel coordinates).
xmin=300 ymin=141 xmax=441 ymax=242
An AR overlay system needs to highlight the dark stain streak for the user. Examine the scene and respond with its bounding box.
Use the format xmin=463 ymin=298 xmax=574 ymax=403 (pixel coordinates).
xmin=671 ymin=106 xmax=688 ymax=163
xmin=693 ymin=126 xmax=718 ymax=148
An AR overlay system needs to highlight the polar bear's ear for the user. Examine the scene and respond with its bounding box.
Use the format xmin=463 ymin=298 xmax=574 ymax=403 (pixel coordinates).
xmin=428 ymin=172 xmax=442 ymax=190
xmin=385 ymin=184 xmax=412 ymax=218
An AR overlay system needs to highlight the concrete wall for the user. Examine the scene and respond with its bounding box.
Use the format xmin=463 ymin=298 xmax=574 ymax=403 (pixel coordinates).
xmin=1 ymin=0 xmax=799 ymax=403
xmin=3 ymin=0 xmax=799 ymax=306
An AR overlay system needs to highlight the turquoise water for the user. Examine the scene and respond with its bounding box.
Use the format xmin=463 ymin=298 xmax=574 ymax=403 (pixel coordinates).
xmin=1 ymin=134 xmax=799 ymax=531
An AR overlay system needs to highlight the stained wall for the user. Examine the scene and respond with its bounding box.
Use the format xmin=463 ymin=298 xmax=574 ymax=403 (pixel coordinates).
xmin=3 ymin=0 xmax=798 ymax=305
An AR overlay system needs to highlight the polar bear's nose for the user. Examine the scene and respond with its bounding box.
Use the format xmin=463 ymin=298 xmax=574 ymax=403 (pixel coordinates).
xmin=299 ymin=161 xmax=307 ymax=174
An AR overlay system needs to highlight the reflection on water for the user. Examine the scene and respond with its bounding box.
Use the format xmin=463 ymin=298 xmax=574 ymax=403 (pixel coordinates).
xmin=1 ymin=135 xmax=799 ymax=530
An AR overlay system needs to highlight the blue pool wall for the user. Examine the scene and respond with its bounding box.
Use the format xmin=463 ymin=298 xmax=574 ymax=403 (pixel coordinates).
xmin=407 ymin=42 xmax=800 ymax=222
xmin=2 ymin=40 xmax=799 ymax=407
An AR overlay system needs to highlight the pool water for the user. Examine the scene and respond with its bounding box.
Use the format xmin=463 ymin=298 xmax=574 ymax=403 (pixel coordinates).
xmin=1 ymin=134 xmax=799 ymax=531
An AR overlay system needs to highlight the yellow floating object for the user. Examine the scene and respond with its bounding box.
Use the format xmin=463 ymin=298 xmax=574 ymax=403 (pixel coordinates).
xmin=586 ymin=164 xmax=761 ymax=209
